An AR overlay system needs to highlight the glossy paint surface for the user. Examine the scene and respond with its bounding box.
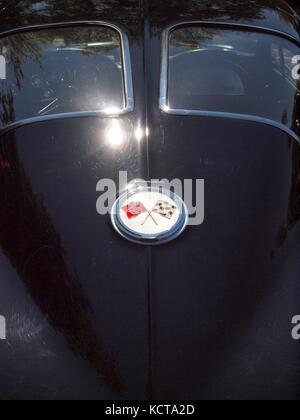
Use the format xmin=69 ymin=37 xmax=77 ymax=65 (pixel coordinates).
xmin=0 ymin=0 xmax=300 ymax=400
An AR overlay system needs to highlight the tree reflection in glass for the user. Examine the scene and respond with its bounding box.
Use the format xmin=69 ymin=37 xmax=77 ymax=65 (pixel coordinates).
xmin=0 ymin=26 xmax=125 ymax=128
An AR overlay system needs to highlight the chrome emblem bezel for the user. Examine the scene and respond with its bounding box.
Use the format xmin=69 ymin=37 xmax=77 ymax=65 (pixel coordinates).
xmin=111 ymin=184 xmax=188 ymax=245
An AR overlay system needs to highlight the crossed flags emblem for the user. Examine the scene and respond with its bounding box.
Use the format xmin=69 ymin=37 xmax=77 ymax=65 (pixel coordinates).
xmin=122 ymin=200 xmax=177 ymax=225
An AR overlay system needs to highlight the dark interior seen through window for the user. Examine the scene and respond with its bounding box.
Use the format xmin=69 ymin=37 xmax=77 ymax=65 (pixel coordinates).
xmin=168 ymin=27 xmax=300 ymax=135
xmin=0 ymin=26 xmax=124 ymax=128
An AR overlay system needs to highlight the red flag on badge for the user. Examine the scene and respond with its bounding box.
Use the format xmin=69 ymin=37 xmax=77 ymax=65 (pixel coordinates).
xmin=122 ymin=202 xmax=147 ymax=219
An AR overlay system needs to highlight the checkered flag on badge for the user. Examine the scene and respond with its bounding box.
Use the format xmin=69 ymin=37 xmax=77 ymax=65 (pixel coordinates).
xmin=153 ymin=200 xmax=177 ymax=220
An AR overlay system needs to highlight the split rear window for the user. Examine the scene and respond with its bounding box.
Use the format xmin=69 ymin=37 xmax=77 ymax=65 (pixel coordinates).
xmin=167 ymin=26 xmax=300 ymax=136
xmin=0 ymin=25 xmax=125 ymax=129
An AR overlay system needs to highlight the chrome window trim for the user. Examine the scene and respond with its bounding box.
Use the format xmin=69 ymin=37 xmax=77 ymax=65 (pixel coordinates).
xmin=160 ymin=21 xmax=300 ymax=143
xmin=0 ymin=21 xmax=134 ymax=135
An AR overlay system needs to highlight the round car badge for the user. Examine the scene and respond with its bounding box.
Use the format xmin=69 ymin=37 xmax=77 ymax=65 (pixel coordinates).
xmin=111 ymin=183 xmax=188 ymax=245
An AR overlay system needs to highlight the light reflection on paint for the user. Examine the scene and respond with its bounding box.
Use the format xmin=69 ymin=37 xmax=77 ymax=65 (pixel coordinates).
xmin=135 ymin=126 xmax=144 ymax=142
xmin=103 ymin=107 xmax=123 ymax=115
xmin=105 ymin=120 xmax=124 ymax=147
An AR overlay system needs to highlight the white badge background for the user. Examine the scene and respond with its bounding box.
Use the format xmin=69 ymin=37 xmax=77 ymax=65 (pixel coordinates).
xmin=120 ymin=191 xmax=180 ymax=236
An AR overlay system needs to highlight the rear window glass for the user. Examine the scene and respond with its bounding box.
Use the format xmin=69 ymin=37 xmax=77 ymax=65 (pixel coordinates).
xmin=0 ymin=26 xmax=125 ymax=128
xmin=167 ymin=27 xmax=300 ymax=135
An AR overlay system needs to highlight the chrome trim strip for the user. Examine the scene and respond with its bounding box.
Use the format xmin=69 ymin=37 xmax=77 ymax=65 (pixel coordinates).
xmin=0 ymin=21 xmax=134 ymax=135
xmin=164 ymin=109 xmax=300 ymax=143
xmin=162 ymin=21 xmax=300 ymax=48
xmin=160 ymin=21 xmax=300 ymax=143
xmin=0 ymin=111 xmax=124 ymax=136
